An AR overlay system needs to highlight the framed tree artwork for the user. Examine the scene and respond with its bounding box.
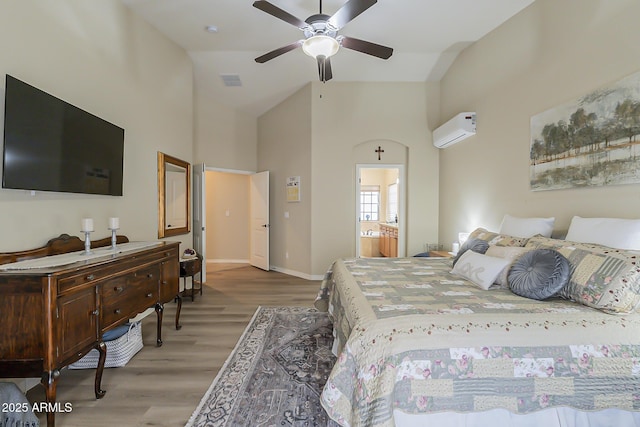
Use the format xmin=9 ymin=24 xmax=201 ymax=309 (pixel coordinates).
xmin=530 ymin=70 xmax=640 ymax=191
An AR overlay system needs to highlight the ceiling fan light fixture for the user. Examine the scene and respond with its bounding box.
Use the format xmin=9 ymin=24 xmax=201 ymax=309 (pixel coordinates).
xmin=302 ymin=35 xmax=339 ymax=59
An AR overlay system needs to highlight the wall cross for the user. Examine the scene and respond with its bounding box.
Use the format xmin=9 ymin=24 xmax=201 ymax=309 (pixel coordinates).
xmin=375 ymin=146 xmax=384 ymax=160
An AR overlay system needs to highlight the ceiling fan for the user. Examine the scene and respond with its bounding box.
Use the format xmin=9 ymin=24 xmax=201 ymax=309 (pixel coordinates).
xmin=253 ymin=0 xmax=393 ymax=82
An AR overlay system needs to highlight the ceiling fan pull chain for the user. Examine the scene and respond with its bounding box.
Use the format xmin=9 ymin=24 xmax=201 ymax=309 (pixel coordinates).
xmin=319 ymin=0 xmax=323 ymax=14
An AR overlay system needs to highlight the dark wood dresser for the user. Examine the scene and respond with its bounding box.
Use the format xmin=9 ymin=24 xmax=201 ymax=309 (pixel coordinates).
xmin=0 ymin=234 xmax=181 ymax=427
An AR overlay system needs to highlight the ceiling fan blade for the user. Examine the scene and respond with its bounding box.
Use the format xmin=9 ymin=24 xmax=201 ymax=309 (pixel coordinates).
xmin=317 ymin=56 xmax=333 ymax=82
xmin=255 ymin=41 xmax=302 ymax=63
xmin=328 ymin=0 xmax=377 ymax=30
xmin=340 ymin=36 xmax=393 ymax=59
xmin=253 ymin=1 xmax=310 ymax=30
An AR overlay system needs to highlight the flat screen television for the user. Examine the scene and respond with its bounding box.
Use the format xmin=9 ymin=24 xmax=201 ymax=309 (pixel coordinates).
xmin=2 ymin=75 xmax=124 ymax=196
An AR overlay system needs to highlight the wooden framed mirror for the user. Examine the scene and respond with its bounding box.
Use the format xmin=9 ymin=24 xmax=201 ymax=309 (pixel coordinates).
xmin=158 ymin=152 xmax=191 ymax=238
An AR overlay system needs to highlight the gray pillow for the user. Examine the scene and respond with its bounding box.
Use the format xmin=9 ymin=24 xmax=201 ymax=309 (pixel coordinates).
xmin=508 ymin=249 xmax=570 ymax=300
xmin=452 ymin=238 xmax=490 ymax=266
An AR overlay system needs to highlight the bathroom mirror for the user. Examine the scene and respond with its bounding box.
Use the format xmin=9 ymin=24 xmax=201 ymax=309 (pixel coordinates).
xmin=157 ymin=152 xmax=191 ymax=238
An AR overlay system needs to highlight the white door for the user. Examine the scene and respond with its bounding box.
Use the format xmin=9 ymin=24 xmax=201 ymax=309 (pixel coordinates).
xmin=250 ymin=171 xmax=270 ymax=271
xmin=192 ymin=163 xmax=206 ymax=282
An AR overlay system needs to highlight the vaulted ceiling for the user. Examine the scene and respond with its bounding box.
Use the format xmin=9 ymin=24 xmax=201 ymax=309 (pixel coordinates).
xmin=122 ymin=0 xmax=534 ymax=117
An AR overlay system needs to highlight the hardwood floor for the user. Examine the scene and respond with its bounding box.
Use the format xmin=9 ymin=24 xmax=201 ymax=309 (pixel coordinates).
xmin=27 ymin=264 xmax=321 ymax=427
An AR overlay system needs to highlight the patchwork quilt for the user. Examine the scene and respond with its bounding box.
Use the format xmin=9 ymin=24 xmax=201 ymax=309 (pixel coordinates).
xmin=315 ymin=257 xmax=640 ymax=427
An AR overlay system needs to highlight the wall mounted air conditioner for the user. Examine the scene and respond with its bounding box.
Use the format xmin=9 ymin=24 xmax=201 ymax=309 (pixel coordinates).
xmin=433 ymin=112 xmax=476 ymax=148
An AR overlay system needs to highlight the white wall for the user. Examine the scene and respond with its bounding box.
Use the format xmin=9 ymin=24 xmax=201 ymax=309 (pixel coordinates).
xmin=311 ymin=82 xmax=439 ymax=275
xmin=0 ymin=1 xmax=193 ymax=251
xmin=258 ymin=81 xmax=439 ymax=277
xmin=258 ymin=85 xmax=313 ymax=276
xmin=194 ymin=93 xmax=257 ymax=172
xmin=438 ymin=0 xmax=640 ymax=247
xmin=205 ymin=171 xmax=250 ymax=262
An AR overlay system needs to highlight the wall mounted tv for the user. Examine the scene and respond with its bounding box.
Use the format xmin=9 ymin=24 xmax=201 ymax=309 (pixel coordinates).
xmin=2 ymin=75 xmax=124 ymax=196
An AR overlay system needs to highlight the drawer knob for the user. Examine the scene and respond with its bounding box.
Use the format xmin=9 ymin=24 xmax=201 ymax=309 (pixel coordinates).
xmin=146 ymin=292 xmax=153 ymax=298
xmin=114 ymin=286 xmax=123 ymax=292
xmin=114 ymin=309 xmax=121 ymax=314
xmin=147 ymin=273 xmax=154 ymax=278
xmin=91 ymin=309 xmax=99 ymax=315
xmin=86 ymin=274 xmax=95 ymax=281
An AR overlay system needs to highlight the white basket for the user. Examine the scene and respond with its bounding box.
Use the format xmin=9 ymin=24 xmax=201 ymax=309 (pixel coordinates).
xmin=68 ymin=322 xmax=143 ymax=370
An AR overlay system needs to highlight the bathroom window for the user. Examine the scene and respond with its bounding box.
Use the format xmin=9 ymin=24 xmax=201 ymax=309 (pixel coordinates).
xmin=360 ymin=186 xmax=380 ymax=221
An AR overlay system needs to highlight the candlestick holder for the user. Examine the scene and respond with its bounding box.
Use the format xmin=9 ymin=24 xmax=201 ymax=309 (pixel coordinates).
xmin=83 ymin=231 xmax=92 ymax=255
xmin=109 ymin=227 xmax=119 ymax=250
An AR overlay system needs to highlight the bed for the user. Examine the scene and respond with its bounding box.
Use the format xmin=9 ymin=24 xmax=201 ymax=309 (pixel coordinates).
xmin=315 ymin=221 xmax=640 ymax=427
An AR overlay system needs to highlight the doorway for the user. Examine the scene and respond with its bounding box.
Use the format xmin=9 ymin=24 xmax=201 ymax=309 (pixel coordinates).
xmin=194 ymin=167 xmax=270 ymax=272
xmin=355 ymin=164 xmax=405 ymax=258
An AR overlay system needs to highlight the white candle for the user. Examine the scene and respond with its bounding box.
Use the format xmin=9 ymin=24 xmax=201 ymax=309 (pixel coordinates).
xmin=81 ymin=218 xmax=94 ymax=232
xmin=108 ymin=217 xmax=120 ymax=229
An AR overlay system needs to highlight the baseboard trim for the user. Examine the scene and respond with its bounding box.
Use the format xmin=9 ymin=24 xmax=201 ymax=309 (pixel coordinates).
xmin=207 ymin=259 xmax=250 ymax=264
xmin=204 ymin=260 xmax=324 ymax=281
xmin=270 ymin=265 xmax=324 ymax=281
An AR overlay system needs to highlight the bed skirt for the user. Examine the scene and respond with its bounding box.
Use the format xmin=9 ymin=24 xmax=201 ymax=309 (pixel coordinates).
xmin=392 ymin=407 xmax=640 ymax=427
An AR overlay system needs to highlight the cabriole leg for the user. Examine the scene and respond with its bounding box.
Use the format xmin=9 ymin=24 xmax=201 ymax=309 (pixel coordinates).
xmin=41 ymin=369 xmax=60 ymax=427
xmin=95 ymin=341 xmax=107 ymax=398
xmin=155 ymin=302 xmax=164 ymax=346
xmin=175 ymin=294 xmax=183 ymax=330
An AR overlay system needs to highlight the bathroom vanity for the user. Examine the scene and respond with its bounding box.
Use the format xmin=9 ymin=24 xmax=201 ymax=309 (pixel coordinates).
xmin=379 ymin=223 xmax=398 ymax=257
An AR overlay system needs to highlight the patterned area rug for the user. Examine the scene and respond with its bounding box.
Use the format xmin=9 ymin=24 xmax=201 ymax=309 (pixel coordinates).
xmin=185 ymin=306 xmax=340 ymax=427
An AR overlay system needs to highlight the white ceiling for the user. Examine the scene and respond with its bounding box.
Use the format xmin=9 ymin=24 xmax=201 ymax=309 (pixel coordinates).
xmin=121 ymin=0 xmax=534 ymax=117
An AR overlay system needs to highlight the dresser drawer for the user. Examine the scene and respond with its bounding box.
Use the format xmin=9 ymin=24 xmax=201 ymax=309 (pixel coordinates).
xmin=128 ymin=247 xmax=179 ymax=267
xmin=161 ymin=247 xmax=179 ymax=260
xmin=101 ymin=265 xmax=160 ymax=328
xmin=102 ymin=265 xmax=159 ymax=300
xmin=58 ymin=268 xmax=110 ymax=294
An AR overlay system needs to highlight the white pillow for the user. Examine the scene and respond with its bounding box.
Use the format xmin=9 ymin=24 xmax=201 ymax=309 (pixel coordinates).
xmin=485 ymin=246 xmax=531 ymax=287
xmin=499 ymin=214 xmax=555 ymax=238
xmin=450 ymin=250 xmax=511 ymax=290
xmin=565 ymin=216 xmax=640 ymax=250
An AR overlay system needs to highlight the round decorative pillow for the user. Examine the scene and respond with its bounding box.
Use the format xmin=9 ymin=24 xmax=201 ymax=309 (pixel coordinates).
xmin=452 ymin=238 xmax=489 ymax=266
xmin=508 ymin=249 xmax=570 ymax=300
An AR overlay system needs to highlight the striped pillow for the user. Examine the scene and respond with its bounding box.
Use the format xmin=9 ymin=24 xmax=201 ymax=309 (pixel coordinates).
xmin=467 ymin=227 xmax=529 ymax=247
xmin=525 ymin=236 xmax=640 ymax=313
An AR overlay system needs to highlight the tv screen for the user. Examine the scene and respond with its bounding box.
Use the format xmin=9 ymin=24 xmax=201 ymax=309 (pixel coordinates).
xmin=2 ymin=75 xmax=124 ymax=196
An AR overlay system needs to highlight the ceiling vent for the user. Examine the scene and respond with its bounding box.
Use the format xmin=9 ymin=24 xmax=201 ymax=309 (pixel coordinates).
xmin=220 ymin=74 xmax=242 ymax=87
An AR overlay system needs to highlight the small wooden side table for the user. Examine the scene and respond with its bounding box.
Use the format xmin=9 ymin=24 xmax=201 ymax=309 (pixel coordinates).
xmin=429 ymin=250 xmax=454 ymax=258
xmin=180 ymin=255 xmax=202 ymax=301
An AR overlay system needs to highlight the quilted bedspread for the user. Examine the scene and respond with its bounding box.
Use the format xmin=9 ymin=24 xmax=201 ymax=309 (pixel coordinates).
xmin=315 ymin=257 xmax=640 ymax=427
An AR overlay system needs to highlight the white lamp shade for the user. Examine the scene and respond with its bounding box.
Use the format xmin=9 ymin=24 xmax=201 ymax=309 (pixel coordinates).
xmin=302 ymin=35 xmax=339 ymax=58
